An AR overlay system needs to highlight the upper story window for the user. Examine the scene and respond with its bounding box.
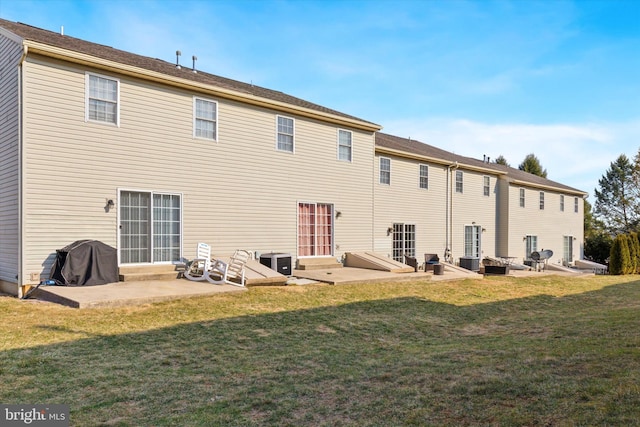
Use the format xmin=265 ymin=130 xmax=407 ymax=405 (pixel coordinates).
xmin=483 ymin=176 xmax=490 ymax=196
xmin=379 ymin=157 xmax=391 ymax=185
xmin=277 ymin=116 xmax=294 ymax=152
xmin=519 ymin=188 xmax=525 ymax=207
xmin=560 ymin=195 xmax=565 ymax=212
xmin=419 ymin=164 xmax=429 ymax=189
xmin=455 ymin=170 xmax=463 ymax=193
xmin=194 ymin=97 xmax=217 ymax=140
xmin=337 ymin=129 xmax=352 ymax=162
xmin=86 ymin=73 xmax=119 ymax=125
xmin=574 ymin=197 xmax=579 ymax=213
xmin=539 ymin=191 xmax=545 ymax=210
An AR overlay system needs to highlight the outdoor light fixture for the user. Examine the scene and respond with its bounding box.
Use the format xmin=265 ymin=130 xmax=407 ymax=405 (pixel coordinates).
xmin=387 ymin=227 xmax=394 ymax=236
xmin=107 ymin=199 xmax=114 ymax=207
xmin=336 ymin=211 xmax=342 ymax=218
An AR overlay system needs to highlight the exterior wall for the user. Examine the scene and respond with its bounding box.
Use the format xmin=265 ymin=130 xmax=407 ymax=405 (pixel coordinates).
xmin=449 ymin=169 xmax=499 ymax=262
xmin=21 ymin=54 xmax=375 ymax=283
xmin=504 ymin=183 xmax=584 ymax=265
xmin=0 ymin=32 xmax=23 ymax=293
xmin=495 ymin=178 xmax=510 ymax=257
xmin=373 ymin=154 xmax=448 ymax=259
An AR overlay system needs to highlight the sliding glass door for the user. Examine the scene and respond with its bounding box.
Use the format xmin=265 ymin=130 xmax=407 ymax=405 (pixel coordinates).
xmin=119 ymin=190 xmax=181 ymax=264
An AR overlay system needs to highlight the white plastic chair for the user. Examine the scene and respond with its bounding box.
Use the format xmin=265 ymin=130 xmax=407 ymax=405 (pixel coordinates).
xmin=205 ymin=249 xmax=251 ymax=287
xmin=183 ymin=243 xmax=212 ymax=281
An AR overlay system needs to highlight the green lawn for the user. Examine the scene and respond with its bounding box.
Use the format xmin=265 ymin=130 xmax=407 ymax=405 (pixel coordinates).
xmin=1 ymin=275 xmax=639 ymax=426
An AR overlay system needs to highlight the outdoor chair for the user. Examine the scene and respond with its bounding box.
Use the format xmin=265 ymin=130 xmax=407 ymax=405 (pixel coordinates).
xmin=183 ymin=242 xmax=212 ymax=281
xmin=404 ymin=254 xmax=419 ymax=272
xmin=205 ymin=249 xmax=252 ymax=287
xmin=424 ymin=253 xmax=440 ymax=271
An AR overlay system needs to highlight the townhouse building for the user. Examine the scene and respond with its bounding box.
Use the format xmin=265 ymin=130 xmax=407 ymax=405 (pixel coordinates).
xmin=0 ymin=19 xmax=586 ymax=296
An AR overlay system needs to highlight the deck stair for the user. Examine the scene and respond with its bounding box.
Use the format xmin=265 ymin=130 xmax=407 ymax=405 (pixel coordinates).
xmin=343 ymin=252 xmax=414 ymax=273
xmin=119 ymin=264 xmax=184 ymax=282
xmin=120 ymin=260 xmax=288 ymax=286
xmin=296 ymin=257 xmax=343 ymax=270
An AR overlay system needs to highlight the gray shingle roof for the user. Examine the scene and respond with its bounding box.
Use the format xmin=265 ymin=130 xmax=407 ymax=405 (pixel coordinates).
xmin=0 ymin=18 xmax=379 ymax=128
xmin=376 ymin=132 xmax=586 ymax=195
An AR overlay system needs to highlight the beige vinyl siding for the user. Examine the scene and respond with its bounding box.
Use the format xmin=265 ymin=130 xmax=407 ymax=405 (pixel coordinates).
xmin=374 ymin=154 xmax=448 ymax=259
xmin=21 ymin=55 xmax=374 ymax=280
xmin=505 ymin=184 xmax=584 ymax=264
xmin=0 ymin=33 xmax=22 ymax=289
xmin=495 ymin=178 xmax=510 ymax=257
xmin=450 ymin=169 xmax=498 ymax=261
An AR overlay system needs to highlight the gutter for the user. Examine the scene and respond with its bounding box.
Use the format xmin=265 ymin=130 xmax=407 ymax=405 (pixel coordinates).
xmin=24 ymin=41 xmax=382 ymax=133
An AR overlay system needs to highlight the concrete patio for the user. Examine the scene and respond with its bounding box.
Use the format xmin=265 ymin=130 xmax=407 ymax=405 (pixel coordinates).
xmin=26 ymin=262 xmax=478 ymax=308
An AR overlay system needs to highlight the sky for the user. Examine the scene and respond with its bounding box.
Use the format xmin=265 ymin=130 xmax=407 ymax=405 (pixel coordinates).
xmin=2 ymin=0 xmax=639 ymax=198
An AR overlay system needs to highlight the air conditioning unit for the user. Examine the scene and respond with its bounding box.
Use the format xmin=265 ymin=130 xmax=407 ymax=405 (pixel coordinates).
xmin=259 ymin=253 xmax=292 ymax=276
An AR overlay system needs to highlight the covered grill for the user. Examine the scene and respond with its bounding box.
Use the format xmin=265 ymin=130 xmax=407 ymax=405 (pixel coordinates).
xmin=530 ymin=249 xmax=553 ymax=271
xmin=49 ymin=240 xmax=118 ymax=286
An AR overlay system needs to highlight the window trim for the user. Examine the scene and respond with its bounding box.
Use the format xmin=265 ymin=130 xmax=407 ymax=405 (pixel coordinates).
xmin=455 ymin=170 xmax=463 ymax=193
xmin=419 ymin=164 xmax=429 ymax=190
xmin=276 ymin=115 xmax=295 ymax=153
xmin=85 ymin=72 xmax=120 ymax=126
xmin=337 ymin=129 xmax=353 ymax=162
xmin=379 ymin=157 xmax=391 ymax=185
xmin=519 ymin=188 xmax=525 ymax=208
xmin=560 ymin=195 xmax=565 ymax=212
xmin=483 ymin=176 xmax=490 ymax=197
xmin=574 ymin=197 xmax=579 ymax=213
xmin=193 ymin=96 xmax=218 ymax=141
xmin=539 ymin=191 xmax=545 ymax=210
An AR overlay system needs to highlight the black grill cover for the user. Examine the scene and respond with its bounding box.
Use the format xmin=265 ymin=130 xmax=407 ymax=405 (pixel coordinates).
xmin=50 ymin=240 xmax=118 ymax=286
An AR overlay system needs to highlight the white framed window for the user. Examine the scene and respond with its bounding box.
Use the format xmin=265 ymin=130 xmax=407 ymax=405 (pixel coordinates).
xmin=464 ymin=225 xmax=481 ymax=257
xmin=525 ymin=235 xmax=538 ymax=259
xmin=483 ymin=176 xmax=490 ymax=196
xmin=392 ymin=223 xmax=416 ymax=262
xmin=574 ymin=197 xmax=579 ymax=213
xmin=86 ymin=73 xmax=119 ymax=125
xmin=277 ymin=115 xmax=294 ymax=152
xmin=379 ymin=157 xmax=391 ymax=185
xmin=563 ymin=235 xmax=574 ymax=266
xmin=337 ymin=129 xmax=352 ymax=161
xmin=539 ymin=192 xmax=545 ymax=210
xmin=419 ymin=164 xmax=429 ymax=189
xmin=193 ymin=97 xmax=217 ymax=140
xmin=455 ymin=170 xmax=463 ymax=193
xmin=298 ymin=202 xmax=334 ymax=257
xmin=519 ymin=188 xmax=525 ymax=208
xmin=560 ymin=195 xmax=565 ymax=212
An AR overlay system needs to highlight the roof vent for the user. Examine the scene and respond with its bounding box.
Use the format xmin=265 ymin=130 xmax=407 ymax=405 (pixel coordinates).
xmin=175 ymin=50 xmax=181 ymax=70
xmin=192 ymin=55 xmax=197 ymax=73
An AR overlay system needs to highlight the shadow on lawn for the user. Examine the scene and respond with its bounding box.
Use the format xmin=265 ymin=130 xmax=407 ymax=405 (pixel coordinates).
xmin=1 ymin=281 xmax=639 ymax=426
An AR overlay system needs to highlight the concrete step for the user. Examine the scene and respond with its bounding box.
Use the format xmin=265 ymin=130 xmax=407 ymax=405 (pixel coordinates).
xmin=119 ymin=264 xmax=185 ymax=282
xmin=296 ymin=257 xmax=343 ymax=270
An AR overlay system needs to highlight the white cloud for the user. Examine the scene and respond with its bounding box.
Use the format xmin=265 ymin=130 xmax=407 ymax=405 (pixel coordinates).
xmin=382 ymin=118 xmax=640 ymax=198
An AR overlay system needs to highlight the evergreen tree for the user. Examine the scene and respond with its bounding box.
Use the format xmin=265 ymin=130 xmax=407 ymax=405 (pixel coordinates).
xmin=494 ymin=155 xmax=510 ymax=166
xmin=609 ymin=234 xmax=630 ymax=275
xmin=631 ymin=232 xmax=640 ymax=273
xmin=518 ymin=154 xmax=547 ymax=178
xmin=594 ymin=154 xmax=640 ymax=234
xmin=626 ymin=233 xmax=638 ymax=274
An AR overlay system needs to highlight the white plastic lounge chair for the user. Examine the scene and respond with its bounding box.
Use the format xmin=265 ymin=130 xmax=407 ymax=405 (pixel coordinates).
xmin=205 ymin=249 xmax=251 ymax=287
xmin=183 ymin=242 xmax=212 ymax=281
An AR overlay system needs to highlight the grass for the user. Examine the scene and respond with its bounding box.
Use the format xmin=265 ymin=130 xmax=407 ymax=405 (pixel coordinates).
xmin=1 ymin=274 xmax=639 ymax=426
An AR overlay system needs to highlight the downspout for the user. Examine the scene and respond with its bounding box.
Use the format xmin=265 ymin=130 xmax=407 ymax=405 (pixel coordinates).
xmin=17 ymin=44 xmax=28 ymax=298
xmin=446 ymin=161 xmax=458 ymax=263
